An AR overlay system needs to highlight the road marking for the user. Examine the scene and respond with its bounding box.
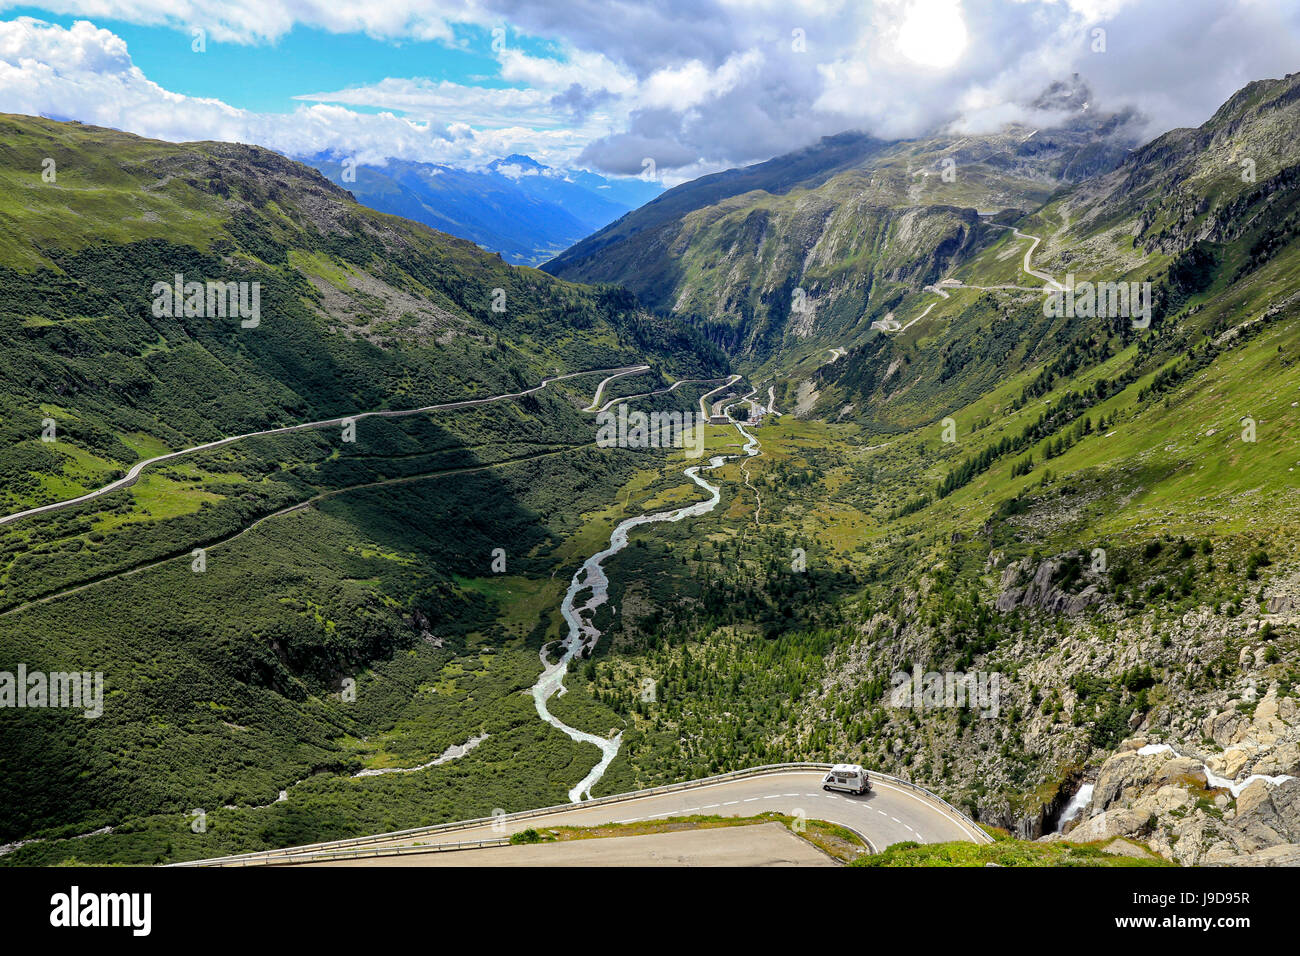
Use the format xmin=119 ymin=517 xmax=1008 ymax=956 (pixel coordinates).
xmin=187 ymin=770 xmax=985 ymax=864
xmin=743 ymin=797 xmax=760 ymax=802
xmin=681 ymin=808 xmax=698 ymax=814
xmin=891 ymin=816 xmax=901 ymax=823
xmin=508 ymin=775 xmax=971 ymax=847
xmin=868 ymin=779 xmax=984 ymax=843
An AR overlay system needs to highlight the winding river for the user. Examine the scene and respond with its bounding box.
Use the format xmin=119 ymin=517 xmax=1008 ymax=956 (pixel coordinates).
xmin=532 ymin=419 xmax=761 ymax=802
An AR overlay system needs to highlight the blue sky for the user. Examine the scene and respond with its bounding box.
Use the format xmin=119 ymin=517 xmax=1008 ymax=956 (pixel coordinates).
xmin=1 ymin=1 xmax=1298 ymax=183
xmin=4 ymin=5 xmax=548 ymax=113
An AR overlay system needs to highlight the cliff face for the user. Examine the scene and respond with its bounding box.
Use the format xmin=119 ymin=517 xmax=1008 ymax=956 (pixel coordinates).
xmin=995 ymin=553 xmax=1105 ymax=615
xmin=1052 ymin=72 xmax=1300 ymax=262
xmin=1048 ymin=690 xmax=1300 ymax=865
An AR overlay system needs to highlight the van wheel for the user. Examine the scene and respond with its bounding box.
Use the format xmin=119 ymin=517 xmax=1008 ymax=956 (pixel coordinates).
xmin=823 ymin=785 xmax=830 ymax=792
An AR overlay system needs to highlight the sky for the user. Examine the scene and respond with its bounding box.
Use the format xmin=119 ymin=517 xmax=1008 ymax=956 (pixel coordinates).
xmin=0 ymin=0 xmax=1298 ymax=185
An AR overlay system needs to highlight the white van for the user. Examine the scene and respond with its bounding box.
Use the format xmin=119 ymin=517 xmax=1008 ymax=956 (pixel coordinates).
xmin=823 ymin=764 xmax=871 ymax=795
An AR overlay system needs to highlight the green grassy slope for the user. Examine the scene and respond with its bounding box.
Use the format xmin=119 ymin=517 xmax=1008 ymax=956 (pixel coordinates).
xmin=537 ymin=75 xmax=1300 ymax=858
xmin=0 ymin=115 xmax=727 ymax=863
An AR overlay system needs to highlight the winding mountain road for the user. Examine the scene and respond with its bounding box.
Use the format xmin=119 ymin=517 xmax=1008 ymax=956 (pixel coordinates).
xmin=696 ymin=374 xmax=743 ymax=416
xmin=583 ymin=365 xmax=651 ymax=412
xmin=588 ymin=373 xmax=736 ymax=415
xmin=0 ymin=365 xmax=653 ymax=529
xmin=18 ymin=365 xmax=979 ymax=864
xmin=1006 ymin=225 xmax=1064 ymax=291
xmin=877 ymin=223 xmax=1063 ymax=334
xmin=177 ymin=766 xmax=989 ymax=867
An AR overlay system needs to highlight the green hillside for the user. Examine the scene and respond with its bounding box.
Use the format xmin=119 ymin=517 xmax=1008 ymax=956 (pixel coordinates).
xmin=0 ymin=114 xmax=727 ymax=864
xmin=538 ymin=74 xmax=1300 ymax=864
xmin=4 ymin=69 xmax=1300 ymax=868
xmin=545 ymin=86 xmax=1138 ymax=368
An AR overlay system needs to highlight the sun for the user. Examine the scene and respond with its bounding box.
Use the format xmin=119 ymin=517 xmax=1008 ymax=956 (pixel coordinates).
xmin=895 ymin=0 xmax=970 ymax=69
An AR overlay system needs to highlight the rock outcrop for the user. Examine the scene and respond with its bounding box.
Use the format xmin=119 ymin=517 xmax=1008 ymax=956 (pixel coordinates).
xmin=995 ymin=552 xmax=1104 ymax=615
xmin=1044 ymin=688 xmax=1300 ymax=864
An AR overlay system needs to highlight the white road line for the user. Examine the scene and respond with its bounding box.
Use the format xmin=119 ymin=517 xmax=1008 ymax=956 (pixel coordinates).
xmin=189 ymin=769 xmax=985 ymax=864
xmin=869 ymin=778 xmax=985 ymax=843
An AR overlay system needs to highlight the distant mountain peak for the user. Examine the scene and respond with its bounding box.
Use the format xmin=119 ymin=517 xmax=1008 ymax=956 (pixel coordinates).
xmin=493 ymin=153 xmax=546 ymax=169
xmin=302 ymin=152 xmax=662 ymax=266
xmin=1032 ymin=74 xmax=1094 ymax=114
xmin=489 ymin=154 xmax=549 ymax=179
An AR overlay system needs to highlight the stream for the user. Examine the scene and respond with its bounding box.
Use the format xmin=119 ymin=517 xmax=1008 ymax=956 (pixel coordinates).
xmin=531 ymin=419 xmax=761 ymax=802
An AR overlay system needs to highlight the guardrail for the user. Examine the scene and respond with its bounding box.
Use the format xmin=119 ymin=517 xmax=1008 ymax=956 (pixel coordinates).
xmin=860 ymin=767 xmax=992 ymax=846
xmin=224 ymin=837 xmax=512 ymax=866
xmin=173 ymin=762 xmax=989 ymax=866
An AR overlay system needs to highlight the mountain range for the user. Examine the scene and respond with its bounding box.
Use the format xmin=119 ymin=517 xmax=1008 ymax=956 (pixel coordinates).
xmin=3 ymin=67 xmax=1300 ymax=868
xmin=306 ymin=153 xmax=663 ymax=267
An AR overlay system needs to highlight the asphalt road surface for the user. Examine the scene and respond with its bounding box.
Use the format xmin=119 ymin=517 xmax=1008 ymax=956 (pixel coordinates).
xmin=192 ymin=769 xmax=984 ymax=866
xmin=302 ymin=822 xmax=835 ymax=867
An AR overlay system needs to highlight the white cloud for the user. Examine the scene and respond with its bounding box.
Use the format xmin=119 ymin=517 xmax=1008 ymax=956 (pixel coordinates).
xmin=497 ymin=46 xmax=635 ymax=96
xmin=295 ymin=78 xmax=565 ymax=129
xmin=3 ymin=0 xmax=1300 ymax=179
xmin=641 ymin=49 xmax=764 ymax=110
xmin=0 ymin=17 xmax=587 ymax=167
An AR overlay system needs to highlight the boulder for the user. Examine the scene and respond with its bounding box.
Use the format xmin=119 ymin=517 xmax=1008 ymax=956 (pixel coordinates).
xmin=1215 ymin=843 xmax=1300 ymax=866
xmin=1065 ymin=807 xmax=1149 ymax=843
xmin=1253 ymin=741 xmax=1300 ymax=776
xmin=1093 ymin=748 xmax=1177 ymax=809
xmin=1205 ymin=747 xmax=1252 ymax=781
xmin=1152 ymin=757 xmax=1208 ymax=789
